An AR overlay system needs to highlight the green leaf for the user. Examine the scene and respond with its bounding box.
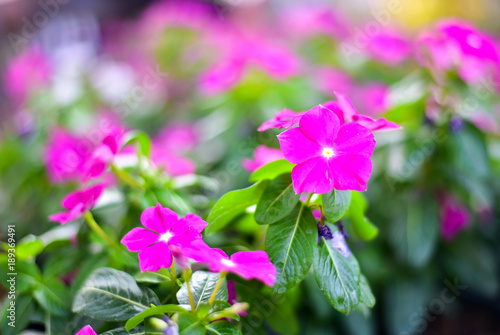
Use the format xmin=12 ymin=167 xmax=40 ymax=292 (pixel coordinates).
xmin=388 ymin=196 xmax=438 ymax=268
xmin=266 ymin=205 xmax=317 ymax=293
xmin=123 ymin=130 xmax=152 ymax=157
xmin=255 ymin=174 xmax=300 ymax=224
xmin=347 ymin=192 xmax=378 ymax=241
xmin=177 ymin=271 xmax=228 ymax=309
xmin=207 ymin=301 xmax=240 ymax=321
xmin=126 ymin=304 xmax=187 ymax=331
xmin=134 ymin=271 xmax=171 ymax=284
xmin=33 ymin=277 xmax=70 ymax=316
xmin=101 ymin=326 xmax=146 ymax=334
xmin=249 ymin=159 xmax=294 ymax=182
xmin=177 ymin=312 xmax=205 ymax=335
xmin=15 ymin=235 xmax=44 ymax=261
xmin=206 ymin=320 xmax=242 ymax=335
xmin=323 ymin=190 xmax=352 ymax=222
xmin=1 ymin=295 xmax=33 ymax=335
xmin=73 ymin=267 xmax=159 ymax=321
xmin=314 ymin=233 xmax=361 ymax=314
xmin=359 ymin=275 xmax=375 ymax=308
xmin=205 ymin=181 xmax=269 ymax=234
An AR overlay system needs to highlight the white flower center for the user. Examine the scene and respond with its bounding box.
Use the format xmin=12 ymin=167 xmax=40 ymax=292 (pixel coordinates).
xmin=221 ymin=259 xmax=236 ymax=267
xmin=159 ymin=231 xmax=173 ymax=243
xmin=467 ymin=34 xmax=482 ymax=49
xmin=322 ymin=147 xmax=335 ymax=158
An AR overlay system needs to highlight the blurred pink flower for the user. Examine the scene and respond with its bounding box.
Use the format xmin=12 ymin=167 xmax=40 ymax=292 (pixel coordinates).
xmin=242 ymin=145 xmax=284 ymax=172
xmin=314 ymin=67 xmax=354 ymax=96
xmin=154 ymin=124 xmax=199 ymax=155
xmin=121 ymin=204 xmax=207 ymax=272
xmin=192 ymin=244 xmax=276 ymax=286
xmin=200 ymin=36 xmax=299 ymax=94
xmin=439 ymin=194 xmax=470 ymax=241
xmin=49 ymin=184 xmax=105 ymax=225
xmin=281 ymin=4 xmax=350 ymax=40
xmin=258 ymin=109 xmax=305 ymax=132
xmin=75 ymin=325 xmax=97 ymax=335
xmin=83 ymin=129 xmax=125 ymax=182
xmin=364 ymin=28 xmax=413 ymax=65
xmin=417 ymin=20 xmax=500 ymax=87
xmin=45 ymin=128 xmax=93 ymax=183
xmin=358 ymin=83 xmax=390 ymax=116
xmin=278 ymin=104 xmax=375 ymax=193
xmin=4 ymin=47 xmax=51 ymax=107
xmin=151 ymin=146 xmax=196 ymax=176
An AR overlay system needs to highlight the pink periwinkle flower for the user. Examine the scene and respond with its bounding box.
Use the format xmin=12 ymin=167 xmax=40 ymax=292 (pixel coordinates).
xmin=278 ymin=102 xmax=376 ymax=193
xmin=358 ymin=83 xmax=390 ymax=117
xmin=83 ymin=129 xmax=124 ymax=181
xmin=314 ymin=67 xmax=354 ymax=96
xmin=49 ymin=184 xmax=105 ymax=225
xmin=439 ymin=195 xmax=470 ymax=241
xmin=192 ymin=244 xmax=276 ymax=286
xmin=242 ymin=145 xmax=284 ymax=172
xmin=151 ymin=145 xmax=196 ymax=176
xmin=121 ymin=204 xmax=207 ymax=272
xmin=45 ymin=127 xmax=93 ymax=183
xmin=154 ymin=124 xmax=199 ymax=155
xmin=258 ymin=109 xmax=305 ymax=132
xmin=4 ymin=47 xmax=52 ymax=107
xmin=75 ymin=325 xmax=97 ymax=335
xmin=364 ymin=28 xmax=413 ymax=65
xmin=417 ymin=20 xmax=500 ymax=87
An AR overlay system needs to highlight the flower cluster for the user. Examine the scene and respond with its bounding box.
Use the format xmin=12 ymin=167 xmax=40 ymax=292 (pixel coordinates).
xmin=121 ymin=203 xmax=276 ymax=286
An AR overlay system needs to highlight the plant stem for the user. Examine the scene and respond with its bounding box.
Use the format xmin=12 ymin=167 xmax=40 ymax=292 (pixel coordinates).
xmin=186 ymin=278 xmax=196 ymax=312
xmin=208 ymin=272 xmax=226 ymax=305
xmin=305 ymin=193 xmax=314 ymax=206
xmin=110 ymin=164 xmax=142 ymax=188
xmin=170 ymin=263 xmax=177 ymax=285
xmin=83 ymin=211 xmax=117 ymax=248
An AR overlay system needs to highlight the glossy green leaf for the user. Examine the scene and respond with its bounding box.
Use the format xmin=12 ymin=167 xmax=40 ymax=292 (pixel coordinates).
xmin=359 ymin=275 xmax=375 ymax=308
xmin=101 ymin=326 xmax=147 ymax=334
xmin=323 ymin=190 xmax=352 ymax=222
xmin=176 ymin=271 xmax=228 ymax=309
xmin=205 ymin=181 xmax=269 ymax=234
xmin=126 ymin=304 xmax=187 ymax=331
xmin=314 ymin=234 xmax=361 ymax=314
xmin=206 ymin=320 xmax=242 ymax=335
xmin=134 ymin=271 xmax=171 ymax=284
xmin=15 ymin=235 xmax=44 ymax=261
xmin=266 ymin=205 xmax=317 ymax=293
xmin=347 ymin=192 xmax=378 ymax=241
xmin=33 ymin=277 xmax=70 ymax=316
xmin=255 ymin=174 xmax=300 ymax=224
xmin=73 ymin=267 xmax=159 ymax=321
xmin=249 ymin=159 xmax=294 ymax=182
xmin=177 ymin=312 xmax=205 ymax=335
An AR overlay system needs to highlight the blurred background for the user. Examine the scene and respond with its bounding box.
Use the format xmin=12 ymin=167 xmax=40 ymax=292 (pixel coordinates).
xmin=1 ymin=0 xmax=500 ymax=334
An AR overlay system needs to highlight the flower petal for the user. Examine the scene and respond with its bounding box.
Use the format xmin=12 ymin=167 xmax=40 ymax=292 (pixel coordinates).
xmin=278 ymin=128 xmax=322 ymax=164
xmin=138 ymin=241 xmax=172 ymax=272
xmin=330 ymin=154 xmax=372 ymax=191
xmin=351 ymin=114 xmax=401 ymax=132
xmin=334 ymin=91 xmax=359 ymax=122
xmin=291 ymin=157 xmax=335 ymax=194
xmin=140 ymin=203 xmax=178 ymax=234
xmin=176 ymin=213 xmax=207 ymax=234
xmin=76 ymin=325 xmax=98 ymax=335
xmin=299 ymin=105 xmax=339 ymax=147
xmin=334 ymin=123 xmax=375 ymax=157
xmin=229 ymin=251 xmax=276 ymax=286
xmin=121 ymin=227 xmax=159 ymax=252
xmin=49 ymin=203 xmax=85 ymax=224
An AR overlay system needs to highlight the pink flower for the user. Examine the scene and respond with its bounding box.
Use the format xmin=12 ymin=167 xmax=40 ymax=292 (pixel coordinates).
xmin=364 ymin=28 xmax=413 ymax=65
xmin=417 ymin=20 xmax=500 ymax=87
xmin=154 ymin=124 xmax=199 ymax=155
xmin=439 ymin=195 xmax=470 ymax=241
xmin=4 ymin=47 xmax=51 ymax=107
xmin=193 ymin=244 xmax=276 ymax=286
xmin=45 ymin=128 xmax=93 ymax=183
xmin=151 ymin=146 xmax=196 ymax=176
xmin=242 ymin=145 xmax=284 ymax=172
xmin=314 ymin=67 xmax=354 ymax=96
xmin=358 ymin=83 xmax=390 ymax=117
xmin=121 ymin=204 xmax=207 ymax=272
xmin=278 ymin=103 xmax=375 ymax=193
xmin=49 ymin=184 xmax=105 ymax=224
xmin=83 ymin=129 xmax=124 ymax=181
xmin=258 ymin=109 xmax=305 ymax=132
xmin=75 ymin=325 xmax=97 ymax=335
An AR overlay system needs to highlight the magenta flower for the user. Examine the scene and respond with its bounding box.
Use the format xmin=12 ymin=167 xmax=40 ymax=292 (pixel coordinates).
xmin=49 ymin=184 xmax=105 ymax=224
xmin=192 ymin=244 xmax=276 ymax=286
xmin=75 ymin=325 xmax=97 ymax=335
xmin=45 ymin=127 xmax=93 ymax=183
xmin=154 ymin=124 xmax=199 ymax=155
xmin=439 ymin=195 xmax=470 ymax=241
xmin=151 ymin=146 xmax=196 ymax=176
xmin=364 ymin=28 xmax=413 ymax=65
xmin=278 ymin=103 xmax=375 ymax=193
xmin=83 ymin=129 xmax=124 ymax=181
xmin=121 ymin=204 xmax=207 ymax=272
xmin=314 ymin=66 xmax=354 ymax=96
xmin=258 ymin=109 xmax=305 ymax=132
xmin=242 ymin=145 xmax=284 ymax=172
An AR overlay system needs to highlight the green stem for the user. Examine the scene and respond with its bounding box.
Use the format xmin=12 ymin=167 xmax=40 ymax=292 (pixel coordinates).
xmin=305 ymin=193 xmax=314 ymax=206
xmin=186 ymin=279 xmax=196 ymax=312
xmin=83 ymin=211 xmax=117 ymax=248
xmin=110 ymin=164 xmax=142 ymax=188
xmin=170 ymin=263 xmax=177 ymax=285
xmin=208 ymin=272 xmax=226 ymax=305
